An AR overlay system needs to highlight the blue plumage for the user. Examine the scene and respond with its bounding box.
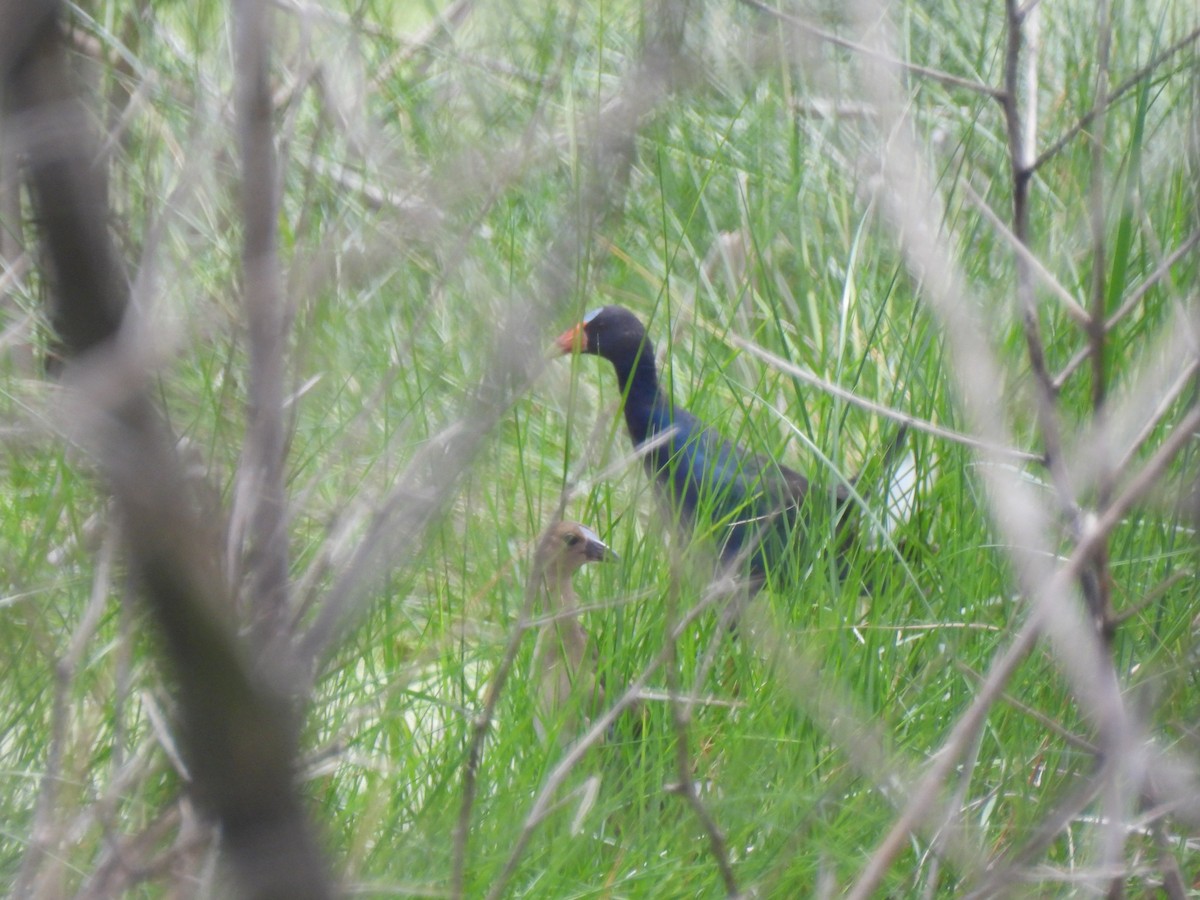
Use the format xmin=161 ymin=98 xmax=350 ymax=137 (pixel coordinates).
xmin=557 ymin=305 xmax=837 ymax=587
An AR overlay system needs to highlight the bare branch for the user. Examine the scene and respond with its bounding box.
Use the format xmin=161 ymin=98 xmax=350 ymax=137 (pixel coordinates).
xmin=847 ymin=617 xmax=1043 ymax=900
xmin=0 ymin=127 xmax=32 ymax=371
xmin=1086 ymin=0 xmax=1113 ymax=419
xmin=1052 ymin=231 xmax=1200 ymax=391
xmin=956 ymin=661 xmax=1098 ymax=754
xmin=724 ymin=330 xmax=1040 ymax=463
xmin=963 ymin=768 xmax=1109 ymax=897
xmin=1029 ymin=25 xmax=1200 ymax=175
xmin=230 ymin=0 xmax=292 ymax=647
xmin=836 ymin=4 xmax=1196 ymax=891
xmin=3 ymin=7 xmax=333 ymax=895
xmin=735 ymin=0 xmax=1006 ymax=100
xmin=372 ymin=0 xmax=476 ymax=84
xmin=1000 ymin=0 xmax=1079 ymax=523
xmin=1000 ymin=0 xmax=1118 ymax=661
xmin=920 ymin=716 xmax=985 ymax=899
xmin=1062 ymin=307 xmax=1200 ymax=499
xmin=1082 ymin=0 xmax=1118 ymax=677
xmin=959 ymin=180 xmax=1090 ymax=326
xmin=1111 ymin=570 xmax=1191 ymax=628
xmin=850 ymin=402 xmax=1200 ymax=898
xmin=1 ymin=3 xmax=127 ymax=366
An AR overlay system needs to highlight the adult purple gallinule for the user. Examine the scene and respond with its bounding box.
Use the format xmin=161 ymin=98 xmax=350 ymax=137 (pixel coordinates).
xmin=557 ymin=305 xmax=852 ymax=591
xmin=531 ymin=521 xmax=616 ymax=743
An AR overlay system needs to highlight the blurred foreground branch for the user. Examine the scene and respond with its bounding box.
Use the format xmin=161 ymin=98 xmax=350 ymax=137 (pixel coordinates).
xmin=1 ymin=3 xmax=332 ymax=896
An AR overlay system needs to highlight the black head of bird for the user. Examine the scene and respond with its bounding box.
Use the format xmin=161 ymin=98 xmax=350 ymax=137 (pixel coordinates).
xmin=555 ymin=305 xmax=656 ymax=382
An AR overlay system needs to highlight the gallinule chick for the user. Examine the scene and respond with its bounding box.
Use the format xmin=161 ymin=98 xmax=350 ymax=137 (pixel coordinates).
xmin=531 ymin=520 xmax=616 ymax=743
xmin=556 ymin=305 xmax=851 ymax=591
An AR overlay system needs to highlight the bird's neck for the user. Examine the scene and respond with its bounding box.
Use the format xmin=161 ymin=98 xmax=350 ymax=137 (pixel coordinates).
xmin=610 ymin=351 xmax=668 ymax=445
xmin=542 ymin=572 xmax=579 ymax=614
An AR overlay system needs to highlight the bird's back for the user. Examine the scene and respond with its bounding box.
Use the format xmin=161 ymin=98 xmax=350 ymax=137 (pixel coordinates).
xmin=636 ymin=397 xmax=819 ymax=579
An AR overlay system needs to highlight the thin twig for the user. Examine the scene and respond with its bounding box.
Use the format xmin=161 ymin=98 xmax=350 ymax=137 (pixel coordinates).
xmin=842 ymin=3 xmax=1200 ymax=886
xmin=724 ymin=331 xmax=1040 ymax=463
xmin=748 ymin=599 xmax=994 ymax=881
xmin=956 ymin=661 xmax=1098 ymax=754
xmin=1052 ymin=231 xmax=1200 ymax=391
xmin=1084 ymin=0 xmax=1118 ymax=659
xmin=920 ymin=717 xmax=986 ymax=899
xmin=0 ymin=119 xmax=32 ymax=372
xmin=963 ymin=767 xmax=1109 ymax=898
xmin=372 ymin=0 xmax=476 ymax=85
xmin=1019 ymin=1 xmax=1040 ymax=166
xmin=1062 ymin=311 xmax=1200 ymax=500
xmin=1111 ymin=570 xmax=1191 ymax=628
xmin=1109 ymin=359 xmax=1200 ymax=478
xmin=1087 ymin=0 xmax=1112 ymax=419
xmin=0 ymin=247 xmax=29 ymax=287
xmin=663 ymin=562 xmax=740 ymax=898
xmin=736 ymin=0 xmax=1006 ymax=100
xmin=1150 ymin=816 xmax=1189 ymax=900
xmin=298 ymin=0 xmax=685 ymax=680
xmin=77 ymin=796 xmax=212 ymax=899
xmin=1001 ymin=0 xmax=1115 ymax=663
xmin=1001 ymin=0 xmax=1078 ymax=516
xmin=1029 ymin=24 xmax=1200 ymax=174
xmin=958 ymin=180 xmax=1089 ymax=326
xmin=11 ymin=525 xmax=116 ymax=896
xmin=1092 ymin=405 xmax=1200 ymax=545
xmin=846 ymin=614 xmax=1042 ymax=900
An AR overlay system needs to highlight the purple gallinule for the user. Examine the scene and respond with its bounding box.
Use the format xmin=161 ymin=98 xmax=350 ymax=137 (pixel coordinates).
xmin=557 ymin=305 xmax=853 ymax=591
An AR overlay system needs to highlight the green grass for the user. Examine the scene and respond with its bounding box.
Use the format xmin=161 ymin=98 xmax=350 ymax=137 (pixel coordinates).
xmin=2 ymin=0 xmax=1199 ymax=896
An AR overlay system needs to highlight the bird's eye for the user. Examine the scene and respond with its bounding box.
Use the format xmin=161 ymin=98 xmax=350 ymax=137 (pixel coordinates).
xmin=564 ymin=533 xmax=581 ymax=546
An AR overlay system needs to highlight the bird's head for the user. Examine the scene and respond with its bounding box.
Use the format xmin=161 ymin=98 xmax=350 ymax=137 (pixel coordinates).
xmin=555 ymin=305 xmax=652 ymax=364
xmin=535 ymin=520 xmax=616 ymax=581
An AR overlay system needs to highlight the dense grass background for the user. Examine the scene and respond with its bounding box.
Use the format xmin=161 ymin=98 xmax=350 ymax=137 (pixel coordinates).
xmin=2 ymin=0 xmax=1199 ymax=896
